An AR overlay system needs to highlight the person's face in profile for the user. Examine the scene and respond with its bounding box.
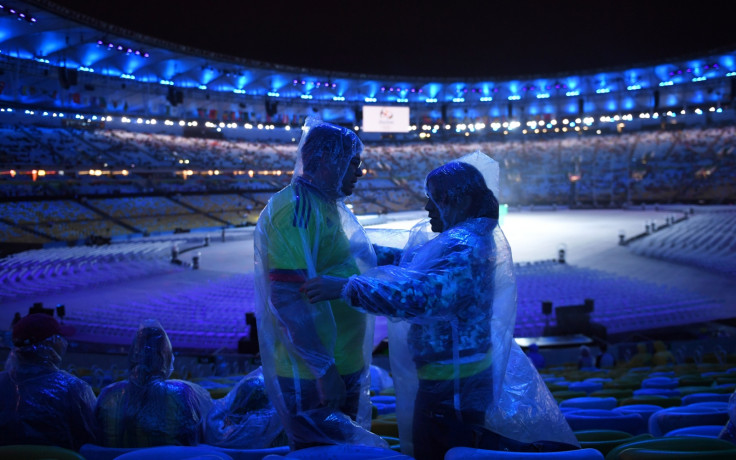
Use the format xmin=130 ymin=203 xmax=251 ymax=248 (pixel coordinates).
xmin=341 ymin=153 xmax=364 ymax=196
xmin=425 ymin=181 xmax=444 ymax=232
xmin=425 ymin=196 xmax=443 ymax=232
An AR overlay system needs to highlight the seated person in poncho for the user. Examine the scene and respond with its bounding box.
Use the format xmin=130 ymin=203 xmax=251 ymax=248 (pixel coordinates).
xmin=95 ymin=319 xmax=213 ymax=447
xmin=0 ymin=313 xmax=97 ymax=451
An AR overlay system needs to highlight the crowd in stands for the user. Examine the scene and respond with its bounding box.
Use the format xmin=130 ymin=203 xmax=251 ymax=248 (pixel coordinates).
xmin=1 ymin=123 xmax=735 ymax=208
xmin=2 ymin=123 xmax=735 ymax=248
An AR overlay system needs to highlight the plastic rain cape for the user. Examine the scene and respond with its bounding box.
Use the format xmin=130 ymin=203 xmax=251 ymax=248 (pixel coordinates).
xmin=254 ymin=118 xmax=384 ymax=448
xmin=0 ymin=336 xmax=97 ymax=451
xmin=345 ymin=153 xmax=578 ymax=456
xmin=95 ymin=319 xmax=214 ymax=447
xmin=204 ymin=367 xmax=286 ymax=448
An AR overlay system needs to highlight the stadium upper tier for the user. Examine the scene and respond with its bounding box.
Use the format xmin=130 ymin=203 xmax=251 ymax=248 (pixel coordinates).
xmin=1 ymin=118 xmax=735 ymax=246
xmin=0 ymin=1 xmax=735 ymax=127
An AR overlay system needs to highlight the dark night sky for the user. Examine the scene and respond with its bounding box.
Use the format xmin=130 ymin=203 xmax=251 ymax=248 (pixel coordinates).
xmin=50 ymin=0 xmax=736 ymax=79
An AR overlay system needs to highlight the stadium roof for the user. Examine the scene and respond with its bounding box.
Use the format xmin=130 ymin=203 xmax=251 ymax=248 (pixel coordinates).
xmin=2 ymin=0 xmax=735 ymax=108
xmin=40 ymin=0 xmax=736 ymax=78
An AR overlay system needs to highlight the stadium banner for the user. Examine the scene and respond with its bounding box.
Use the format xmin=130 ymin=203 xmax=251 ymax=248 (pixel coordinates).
xmin=362 ymin=106 xmax=410 ymax=133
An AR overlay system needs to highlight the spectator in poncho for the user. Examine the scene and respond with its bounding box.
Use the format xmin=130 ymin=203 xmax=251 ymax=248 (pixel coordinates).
xmin=0 ymin=313 xmax=97 ymax=451
xmin=719 ymin=389 xmax=736 ymax=444
xmin=303 ymin=152 xmax=579 ymax=459
xmin=95 ymin=319 xmax=213 ymax=447
xmin=254 ymin=117 xmax=385 ymax=450
xmin=204 ymin=366 xmax=287 ymax=448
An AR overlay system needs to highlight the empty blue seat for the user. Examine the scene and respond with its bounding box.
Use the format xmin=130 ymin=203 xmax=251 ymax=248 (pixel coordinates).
xmin=633 ymin=388 xmax=679 ymax=398
xmin=279 ymin=445 xmax=412 ymax=459
xmin=444 ymin=446 xmax=604 ymax=459
xmin=681 ymin=392 xmax=730 ymax=405
xmin=612 ymin=404 xmax=662 ymax=426
xmin=648 ymin=404 xmax=730 ymax=436
xmin=564 ymin=409 xmax=647 ymax=435
xmin=568 ymin=381 xmax=604 ymax=395
xmin=560 ymin=397 xmax=618 ymax=411
xmin=640 ymin=377 xmax=678 ymax=390
xmin=664 ymin=425 xmax=725 ymax=438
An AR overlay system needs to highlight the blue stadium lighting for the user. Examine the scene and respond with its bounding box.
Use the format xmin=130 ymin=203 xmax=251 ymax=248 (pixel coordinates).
xmin=364 ymin=97 xmax=377 ymax=102
xmin=159 ymin=79 xmax=174 ymax=85
xmin=198 ymin=85 xmax=207 ymax=90
xmin=596 ymin=88 xmax=610 ymax=94
xmin=233 ymin=89 xmax=246 ymax=94
xmin=480 ymin=97 xmax=493 ymax=102
xmin=396 ymin=98 xmax=408 ymax=103
xmin=1 ymin=4 xmax=37 ymax=22
xmin=120 ymin=74 xmax=135 ymax=80
xmin=565 ymin=90 xmax=579 ymax=97
xmin=659 ymin=81 xmax=674 ymax=86
xmin=78 ymin=66 xmax=94 ymax=72
xmin=692 ymin=76 xmax=707 ymax=82
xmin=34 ymin=57 xmax=49 ymax=64
xmin=627 ymin=84 xmax=641 ymax=91
xmin=727 ymin=72 xmax=736 ymax=77
xmin=536 ymin=93 xmax=550 ymax=99
xmin=425 ymin=98 xmax=437 ymax=103
xmin=301 ymin=94 xmax=313 ymax=99
xmin=508 ymin=95 xmax=521 ymax=100
xmin=452 ymin=98 xmax=465 ymax=103
xmin=267 ymin=92 xmax=280 ymax=97
xmin=332 ymin=96 xmax=345 ymax=101
xmin=97 ymin=39 xmax=149 ymax=58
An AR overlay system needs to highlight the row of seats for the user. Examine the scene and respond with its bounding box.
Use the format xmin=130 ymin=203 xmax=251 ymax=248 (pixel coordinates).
xmin=629 ymin=211 xmax=736 ymax=276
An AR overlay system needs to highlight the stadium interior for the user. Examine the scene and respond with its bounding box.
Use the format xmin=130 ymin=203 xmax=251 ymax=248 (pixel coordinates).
xmin=1 ymin=1 xmax=736 ymax=458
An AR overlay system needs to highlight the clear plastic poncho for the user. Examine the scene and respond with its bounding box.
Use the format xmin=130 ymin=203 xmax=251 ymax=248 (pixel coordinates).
xmin=254 ymin=118 xmax=384 ymax=449
xmin=0 ymin=335 xmax=97 ymax=451
xmin=344 ymin=153 xmax=578 ymax=457
xmin=720 ymin=390 xmax=736 ymax=443
xmin=95 ymin=319 xmax=214 ymax=447
xmin=204 ymin=366 xmax=287 ymax=448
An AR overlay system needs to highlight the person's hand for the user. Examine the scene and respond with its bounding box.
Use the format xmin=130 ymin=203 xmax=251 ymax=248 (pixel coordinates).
xmin=315 ymin=364 xmax=346 ymax=409
xmin=301 ymin=276 xmax=349 ymax=303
